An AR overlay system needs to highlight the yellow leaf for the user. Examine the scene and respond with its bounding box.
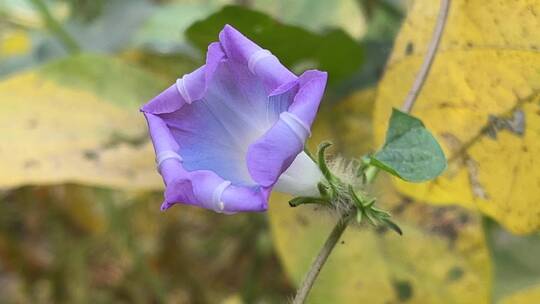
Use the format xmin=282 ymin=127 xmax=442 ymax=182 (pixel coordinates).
xmin=500 ymin=284 xmax=540 ymax=304
xmin=269 ymin=187 xmax=491 ymax=303
xmin=0 ymin=54 xmax=166 ymax=190
xmin=373 ymin=0 xmax=540 ymax=234
xmin=269 ymin=90 xmax=491 ymax=303
xmin=308 ymin=89 xmax=375 ymax=157
xmin=0 ymin=30 xmax=31 ymax=57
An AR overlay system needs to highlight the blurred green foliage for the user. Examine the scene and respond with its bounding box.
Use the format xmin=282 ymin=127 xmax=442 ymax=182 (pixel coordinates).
xmin=186 ymin=5 xmax=363 ymax=86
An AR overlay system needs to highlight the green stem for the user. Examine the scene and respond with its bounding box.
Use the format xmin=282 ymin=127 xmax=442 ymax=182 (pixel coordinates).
xmin=401 ymin=0 xmax=450 ymax=113
xmin=29 ymin=0 xmax=80 ymax=53
xmin=292 ymin=214 xmax=351 ymax=304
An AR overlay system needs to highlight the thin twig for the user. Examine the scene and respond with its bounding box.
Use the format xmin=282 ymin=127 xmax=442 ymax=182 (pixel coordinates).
xmin=28 ymin=0 xmax=80 ymax=54
xmin=292 ymin=213 xmax=352 ymax=304
xmin=401 ymin=0 xmax=451 ymax=113
xmin=291 ymin=1 xmax=451 ymax=303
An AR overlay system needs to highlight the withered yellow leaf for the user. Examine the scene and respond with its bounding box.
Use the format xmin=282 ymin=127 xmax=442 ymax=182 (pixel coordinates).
xmin=269 ymin=191 xmax=491 ymax=303
xmin=0 ymin=54 xmax=166 ymax=190
xmin=500 ymin=285 xmax=540 ymax=304
xmin=373 ymin=0 xmax=540 ymax=234
xmin=0 ymin=30 xmax=31 ymax=57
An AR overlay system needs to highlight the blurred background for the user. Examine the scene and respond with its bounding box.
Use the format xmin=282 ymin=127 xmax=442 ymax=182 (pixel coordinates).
xmin=1 ymin=0 xmax=540 ymax=303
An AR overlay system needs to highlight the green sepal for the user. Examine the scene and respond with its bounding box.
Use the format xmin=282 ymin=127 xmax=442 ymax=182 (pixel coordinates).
xmin=317 ymin=182 xmax=331 ymax=200
xmin=371 ymin=206 xmax=391 ymax=217
xmin=356 ymin=209 xmax=363 ymax=224
xmin=381 ymin=218 xmax=403 ymax=235
xmin=347 ymin=185 xmax=364 ymax=210
xmin=288 ymin=196 xmax=327 ymax=207
xmin=364 ymin=198 xmax=377 ymax=209
xmin=364 ymin=211 xmax=378 ymax=226
xmin=317 ymin=141 xmax=334 ymax=183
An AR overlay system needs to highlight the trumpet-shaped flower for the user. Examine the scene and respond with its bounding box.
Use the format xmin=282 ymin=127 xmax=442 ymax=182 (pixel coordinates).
xmin=141 ymin=25 xmax=327 ymax=213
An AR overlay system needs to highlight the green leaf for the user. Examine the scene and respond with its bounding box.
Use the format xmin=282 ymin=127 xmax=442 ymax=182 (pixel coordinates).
xmin=371 ymin=108 xmax=446 ymax=182
xmin=381 ymin=218 xmax=403 ymax=236
xmin=185 ymin=5 xmax=363 ymax=86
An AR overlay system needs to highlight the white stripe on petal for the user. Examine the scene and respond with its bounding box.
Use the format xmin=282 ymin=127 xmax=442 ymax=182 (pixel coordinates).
xmin=248 ymin=49 xmax=274 ymax=74
xmin=279 ymin=112 xmax=311 ymax=143
xmin=156 ymin=150 xmax=183 ymax=172
xmin=176 ymin=77 xmax=192 ymax=103
xmin=212 ymin=180 xmax=231 ymax=213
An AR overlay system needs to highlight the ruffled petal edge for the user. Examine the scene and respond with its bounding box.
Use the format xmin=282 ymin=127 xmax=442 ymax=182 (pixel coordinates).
xmin=140 ymin=42 xmax=225 ymax=115
xmin=218 ymin=24 xmax=297 ymax=92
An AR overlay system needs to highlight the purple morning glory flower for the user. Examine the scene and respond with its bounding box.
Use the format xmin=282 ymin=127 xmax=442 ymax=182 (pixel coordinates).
xmin=141 ymin=25 xmax=327 ymax=213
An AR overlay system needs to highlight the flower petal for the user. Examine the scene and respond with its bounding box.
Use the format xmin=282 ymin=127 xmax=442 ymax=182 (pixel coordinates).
xmin=160 ymin=57 xmax=276 ymax=185
xmin=220 ymin=180 xmax=270 ymax=212
xmin=274 ymin=151 xmax=323 ymax=197
xmin=218 ymin=24 xmax=296 ymax=92
xmin=145 ymin=112 xmax=269 ymax=212
xmin=141 ymin=42 xmax=225 ymax=115
xmin=142 ymin=25 xmax=327 ymax=214
xmin=164 ymin=168 xmax=269 ymax=213
xmin=288 ymin=70 xmax=328 ymax=127
xmin=144 ymin=113 xmax=196 ymax=209
xmin=186 ymin=169 xmax=270 ymax=212
xmin=140 ymin=83 xmax=185 ymax=115
xmin=246 ymin=70 xmax=327 ymax=187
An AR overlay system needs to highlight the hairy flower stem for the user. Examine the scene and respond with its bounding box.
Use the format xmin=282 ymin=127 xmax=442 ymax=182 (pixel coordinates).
xmin=292 ymin=213 xmax=352 ymax=304
xmin=291 ymin=1 xmax=450 ymax=303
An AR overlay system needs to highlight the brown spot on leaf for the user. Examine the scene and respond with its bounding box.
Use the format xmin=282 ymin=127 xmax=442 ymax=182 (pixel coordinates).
xmin=26 ymin=119 xmax=38 ymax=129
xmin=392 ymin=280 xmax=413 ymax=302
xmin=440 ymin=132 xmax=463 ymax=154
xmin=295 ymin=214 xmax=309 ymax=227
xmin=405 ymin=42 xmax=414 ymax=55
xmin=23 ymin=160 xmax=40 ymax=169
xmin=458 ymin=213 xmax=470 ymax=225
xmin=392 ymin=198 xmax=413 ymax=215
xmin=425 ymin=207 xmax=471 ymax=246
xmin=83 ymin=150 xmax=99 ymax=161
xmin=439 ymin=102 xmax=452 ymax=108
xmin=486 ymin=109 xmax=525 ymax=139
xmin=466 ymin=159 xmax=489 ymax=200
xmin=446 ymin=266 xmax=464 ymax=282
